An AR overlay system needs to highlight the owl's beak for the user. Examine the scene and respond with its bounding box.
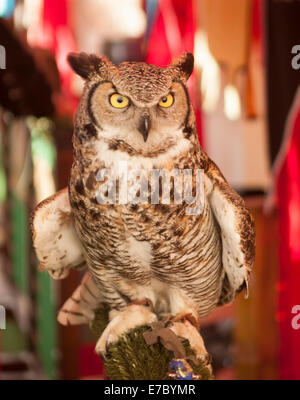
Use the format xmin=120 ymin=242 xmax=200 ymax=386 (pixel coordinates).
xmin=138 ymin=116 xmax=151 ymax=142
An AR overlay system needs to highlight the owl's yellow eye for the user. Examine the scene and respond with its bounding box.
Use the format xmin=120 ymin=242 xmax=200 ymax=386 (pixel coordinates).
xmin=110 ymin=93 xmax=129 ymax=108
xmin=158 ymin=93 xmax=174 ymax=108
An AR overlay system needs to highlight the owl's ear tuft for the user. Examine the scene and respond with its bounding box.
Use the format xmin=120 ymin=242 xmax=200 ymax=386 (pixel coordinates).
xmin=67 ymin=52 xmax=110 ymax=80
xmin=171 ymin=52 xmax=194 ymax=82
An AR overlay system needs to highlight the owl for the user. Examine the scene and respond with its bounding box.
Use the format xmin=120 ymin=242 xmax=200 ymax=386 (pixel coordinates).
xmin=31 ymin=52 xmax=255 ymax=362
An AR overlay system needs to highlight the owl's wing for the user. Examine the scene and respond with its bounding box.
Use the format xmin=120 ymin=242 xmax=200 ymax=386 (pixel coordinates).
xmin=204 ymin=155 xmax=255 ymax=305
xmin=31 ymin=187 xmax=85 ymax=280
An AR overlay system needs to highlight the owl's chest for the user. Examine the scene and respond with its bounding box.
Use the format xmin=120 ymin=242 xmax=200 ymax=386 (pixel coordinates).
xmin=69 ymin=150 xmax=220 ymax=278
xmin=69 ymin=151 xmax=201 ymax=230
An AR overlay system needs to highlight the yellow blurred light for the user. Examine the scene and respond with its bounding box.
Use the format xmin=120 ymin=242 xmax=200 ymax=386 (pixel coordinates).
xmin=224 ymin=84 xmax=241 ymax=121
xmin=194 ymin=31 xmax=221 ymax=114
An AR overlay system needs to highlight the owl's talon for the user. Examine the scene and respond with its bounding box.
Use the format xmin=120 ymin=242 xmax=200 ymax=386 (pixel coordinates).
xmin=201 ymin=353 xmax=213 ymax=373
xmin=198 ymin=352 xmax=212 ymax=365
xmin=97 ymin=348 xmax=107 ymax=361
xmin=167 ymin=313 xmax=200 ymax=331
xmin=105 ymin=340 xmax=111 ymax=356
xmin=168 ymin=320 xmax=209 ymax=364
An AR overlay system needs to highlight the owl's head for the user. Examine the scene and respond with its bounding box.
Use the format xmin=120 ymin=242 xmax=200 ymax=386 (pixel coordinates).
xmin=68 ymin=52 xmax=195 ymax=155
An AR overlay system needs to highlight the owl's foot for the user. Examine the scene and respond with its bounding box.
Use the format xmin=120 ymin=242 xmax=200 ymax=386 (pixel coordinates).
xmin=168 ymin=319 xmax=212 ymax=370
xmin=95 ymin=303 xmax=158 ymax=358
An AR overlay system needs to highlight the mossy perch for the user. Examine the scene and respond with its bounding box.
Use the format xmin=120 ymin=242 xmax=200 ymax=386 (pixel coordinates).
xmin=90 ymin=306 xmax=214 ymax=380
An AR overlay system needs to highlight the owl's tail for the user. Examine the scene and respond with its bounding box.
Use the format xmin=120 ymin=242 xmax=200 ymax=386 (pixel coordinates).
xmin=57 ymin=271 xmax=104 ymax=326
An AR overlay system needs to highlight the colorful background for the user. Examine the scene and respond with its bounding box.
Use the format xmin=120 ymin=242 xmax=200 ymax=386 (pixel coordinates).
xmin=0 ymin=0 xmax=299 ymax=380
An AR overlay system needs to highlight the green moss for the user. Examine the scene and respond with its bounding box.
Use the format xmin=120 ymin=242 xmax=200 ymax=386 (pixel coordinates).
xmin=91 ymin=307 xmax=214 ymax=380
xmin=90 ymin=304 xmax=110 ymax=338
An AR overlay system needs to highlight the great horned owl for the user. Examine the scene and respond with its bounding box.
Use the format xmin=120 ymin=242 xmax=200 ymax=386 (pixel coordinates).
xmin=31 ymin=52 xmax=255 ymax=361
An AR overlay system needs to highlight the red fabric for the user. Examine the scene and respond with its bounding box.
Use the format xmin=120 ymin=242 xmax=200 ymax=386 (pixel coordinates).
xmin=79 ymin=344 xmax=106 ymax=379
xmin=28 ymin=0 xmax=78 ymax=115
xmin=146 ymin=0 xmax=202 ymax=145
xmin=276 ymin=89 xmax=300 ymax=379
xmin=252 ymin=0 xmax=261 ymax=43
xmin=43 ymin=0 xmax=78 ymax=114
xmin=146 ymin=0 xmax=195 ymax=66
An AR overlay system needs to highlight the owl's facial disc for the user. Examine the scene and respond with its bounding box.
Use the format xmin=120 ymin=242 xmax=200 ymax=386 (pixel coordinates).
xmin=88 ymin=80 xmax=191 ymax=152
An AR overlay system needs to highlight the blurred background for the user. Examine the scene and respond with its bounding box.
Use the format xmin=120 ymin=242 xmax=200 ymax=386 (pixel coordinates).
xmin=0 ymin=0 xmax=299 ymax=380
